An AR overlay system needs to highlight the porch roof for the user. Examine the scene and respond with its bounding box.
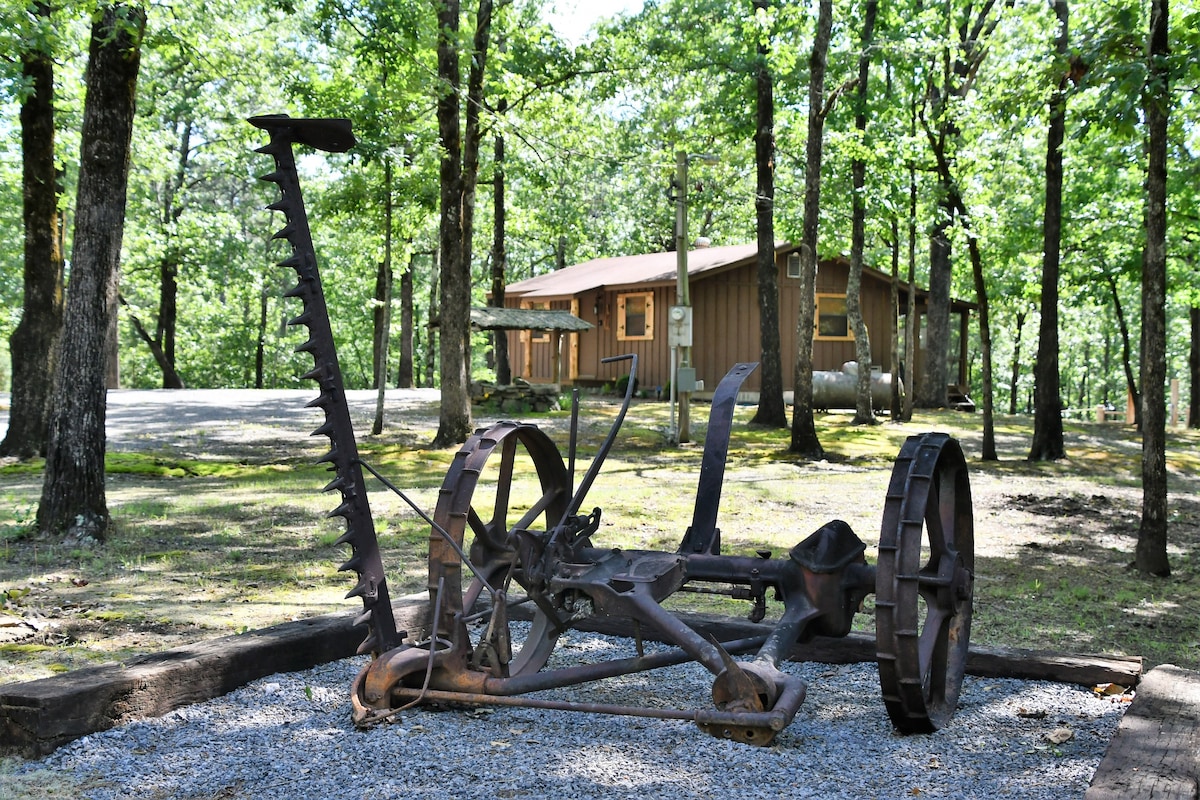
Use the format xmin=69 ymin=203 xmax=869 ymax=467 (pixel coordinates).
xmin=469 ymin=306 xmax=593 ymax=332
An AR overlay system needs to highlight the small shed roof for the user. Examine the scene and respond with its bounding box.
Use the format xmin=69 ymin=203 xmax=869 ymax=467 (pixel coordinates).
xmin=469 ymin=306 xmax=593 ymax=332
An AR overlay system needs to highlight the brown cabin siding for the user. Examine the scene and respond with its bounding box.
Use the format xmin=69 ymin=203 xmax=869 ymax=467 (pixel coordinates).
xmin=690 ymin=256 xmax=895 ymax=393
xmin=501 ymin=250 xmax=954 ymax=395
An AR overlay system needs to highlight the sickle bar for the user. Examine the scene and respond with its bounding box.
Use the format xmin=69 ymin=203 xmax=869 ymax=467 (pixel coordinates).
xmin=249 ymin=114 xmax=401 ymax=656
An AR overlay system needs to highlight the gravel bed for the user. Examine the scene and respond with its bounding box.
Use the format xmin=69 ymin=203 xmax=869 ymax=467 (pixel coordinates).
xmin=18 ymin=625 xmax=1125 ymax=800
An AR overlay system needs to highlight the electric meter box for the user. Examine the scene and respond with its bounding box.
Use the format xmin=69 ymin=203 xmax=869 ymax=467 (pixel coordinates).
xmin=668 ymin=305 xmax=693 ymax=347
xmin=676 ymin=367 xmax=698 ymax=393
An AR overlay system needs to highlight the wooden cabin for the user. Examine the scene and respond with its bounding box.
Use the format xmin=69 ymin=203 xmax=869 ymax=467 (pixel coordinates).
xmin=501 ymin=242 xmax=973 ymax=404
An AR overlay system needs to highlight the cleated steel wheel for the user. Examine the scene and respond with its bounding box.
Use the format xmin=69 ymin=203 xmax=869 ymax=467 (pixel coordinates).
xmin=429 ymin=421 xmax=572 ymax=677
xmin=875 ymin=432 xmax=974 ymax=733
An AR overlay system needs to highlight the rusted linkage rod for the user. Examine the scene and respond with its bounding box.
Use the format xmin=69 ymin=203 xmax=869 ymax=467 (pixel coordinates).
xmin=381 ymin=667 xmax=806 ymax=735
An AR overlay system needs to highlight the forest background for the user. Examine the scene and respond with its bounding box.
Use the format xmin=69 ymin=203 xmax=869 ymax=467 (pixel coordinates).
xmin=1 ymin=0 xmax=1197 ymax=416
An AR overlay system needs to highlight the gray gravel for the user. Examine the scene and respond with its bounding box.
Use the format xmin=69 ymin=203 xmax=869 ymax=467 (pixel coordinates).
xmin=20 ymin=625 xmax=1124 ymax=799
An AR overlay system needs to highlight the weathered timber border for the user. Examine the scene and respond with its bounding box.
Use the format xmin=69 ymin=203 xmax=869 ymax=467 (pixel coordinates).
xmin=1086 ymin=664 xmax=1200 ymax=800
xmin=1 ymin=593 xmax=1142 ymax=758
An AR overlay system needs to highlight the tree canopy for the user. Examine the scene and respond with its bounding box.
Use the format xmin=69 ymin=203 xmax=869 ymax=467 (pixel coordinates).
xmin=0 ymin=0 xmax=1196 ymax=454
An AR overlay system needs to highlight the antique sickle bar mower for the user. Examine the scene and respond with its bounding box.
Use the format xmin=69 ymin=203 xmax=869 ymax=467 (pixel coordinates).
xmin=250 ymin=116 xmax=976 ymax=746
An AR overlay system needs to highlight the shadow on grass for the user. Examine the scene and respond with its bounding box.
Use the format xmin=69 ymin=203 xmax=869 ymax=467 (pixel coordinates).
xmin=971 ymin=492 xmax=1199 ymax=669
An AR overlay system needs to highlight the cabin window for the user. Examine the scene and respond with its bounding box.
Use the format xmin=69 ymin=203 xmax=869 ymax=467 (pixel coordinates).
xmin=786 ymin=254 xmax=802 ymax=279
xmin=617 ymin=292 xmax=654 ymax=341
xmin=521 ymin=301 xmax=550 ymax=343
xmin=814 ymin=294 xmax=854 ymax=341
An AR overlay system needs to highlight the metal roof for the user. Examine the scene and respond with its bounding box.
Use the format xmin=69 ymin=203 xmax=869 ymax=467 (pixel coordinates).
xmin=468 ymin=306 xmax=593 ymax=332
xmin=506 ymin=242 xmax=795 ymax=299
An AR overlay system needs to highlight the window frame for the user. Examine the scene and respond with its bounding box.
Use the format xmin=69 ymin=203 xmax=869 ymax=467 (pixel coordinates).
xmin=616 ymin=291 xmax=654 ymax=341
xmin=814 ymin=293 xmax=855 ymax=341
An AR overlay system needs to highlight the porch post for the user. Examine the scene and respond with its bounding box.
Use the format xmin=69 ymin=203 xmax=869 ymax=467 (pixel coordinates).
xmin=551 ymin=330 xmax=562 ymax=386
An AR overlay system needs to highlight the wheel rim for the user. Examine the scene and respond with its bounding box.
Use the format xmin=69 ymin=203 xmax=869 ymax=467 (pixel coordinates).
xmin=876 ymin=432 xmax=974 ymax=733
xmin=430 ymin=421 xmax=571 ymax=677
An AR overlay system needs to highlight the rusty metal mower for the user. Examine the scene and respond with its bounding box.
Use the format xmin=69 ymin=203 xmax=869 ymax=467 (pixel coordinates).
xmin=251 ymin=115 xmax=975 ymax=747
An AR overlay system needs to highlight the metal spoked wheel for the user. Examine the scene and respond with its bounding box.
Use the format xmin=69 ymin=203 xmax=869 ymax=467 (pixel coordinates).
xmin=875 ymin=432 xmax=975 ymax=733
xmin=429 ymin=421 xmax=572 ymax=677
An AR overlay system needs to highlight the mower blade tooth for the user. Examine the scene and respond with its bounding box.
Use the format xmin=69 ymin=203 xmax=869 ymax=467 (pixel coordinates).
xmin=355 ymin=635 xmax=377 ymax=655
xmin=339 ymin=554 xmax=363 ymax=573
xmin=287 ymin=310 xmax=313 ymax=327
xmin=300 ymin=365 xmax=328 ymax=382
xmin=345 ymin=577 xmax=374 ymax=600
xmin=259 ymin=170 xmax=284 ymax=184
xmin=328 ymin=500 xmax=353 ymax=519
xmin=306 ymin=391 xmax=334 ymax=410
xmin=311 ymin=419 xmax=335 ymax=438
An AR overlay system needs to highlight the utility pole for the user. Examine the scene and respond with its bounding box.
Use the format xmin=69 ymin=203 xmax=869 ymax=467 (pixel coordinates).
xmin=669 ymin=152 xmax=718 ymax=445
xmin=674 ymin=151 xmax=692 ymax=443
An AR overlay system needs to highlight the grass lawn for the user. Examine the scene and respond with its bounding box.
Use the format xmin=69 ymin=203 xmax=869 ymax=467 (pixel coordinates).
xmin=1 ymin=394 xmax=1197 ymax=686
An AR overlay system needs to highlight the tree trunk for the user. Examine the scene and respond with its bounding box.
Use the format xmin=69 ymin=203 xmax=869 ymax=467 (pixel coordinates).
xmin=920 ymin=211 xmax=952 ymax=408
xmin=424 ymin=257 xmax=438 ymax=389
xmin=1 ymin=0 xmax=65 ymax=460
xmin=37 ymin=3 xmax=145 ymax=543
xmin=372 ymin=158 xmax=394 ymax=436
xmin=750 ymin=0 xmax=786 ymax=429
xmin=154 ymin=256 xmax=184 ymax=388
xmin=1029 ymin=0 xmax=1069 ymax=462
xmin=1190 ymin=305 xmax=1199 ymax=429
xmin=847 ymin=0 xmax=878 ymax=426
xmin=964 ymin=230 xmax=997 ymax=460
xmin=432 ymin=0 xmax=472 ymax=447
xmin=371 ymin=261 xmax=389 ymax=389
xmin=153 ymin=119 xmax=190 ymax=390
xmin=255 ymin=277 xmax=268 ymax=389
xmin=922 ymin=70 xmax=997 ymax=457
xmin=917 ymin=0 xmax=1012 ymax=409
xmin=1106 ymin=274 xmax=1141 ymax=424
xmin=925 ymin=160 xmax=997 ymax=457
xmin=121 ymin=295 xmax=184 ymax=387
xmin=1136 ymin=0 xmax=1170 ymax=577
xmin=889 ymin=219 xmax=902 ymax=418
xmin=398 ymin=254 xmax=415 ymax=389
xmin=902 ymin=140 xmax=917 ymax=423
xmin=491 ymin=98 xmax=511 ymax=385
xmin=789 ymin=0 xmax=831 ymax=458
xmin=460 ymin=0 xmax=493 ymax=284
xmin=1008 ymin=310 xmax=1026 ymax=415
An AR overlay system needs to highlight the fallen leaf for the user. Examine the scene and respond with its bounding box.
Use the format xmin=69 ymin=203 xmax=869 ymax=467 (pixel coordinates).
xmin=1092 ymin=683 xmax=1131 ymax=697
xmin=1018 ymin=708 xmax=1048 ymax=719
xmin=1046 ymin=727 xmax=1074 ymax=745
